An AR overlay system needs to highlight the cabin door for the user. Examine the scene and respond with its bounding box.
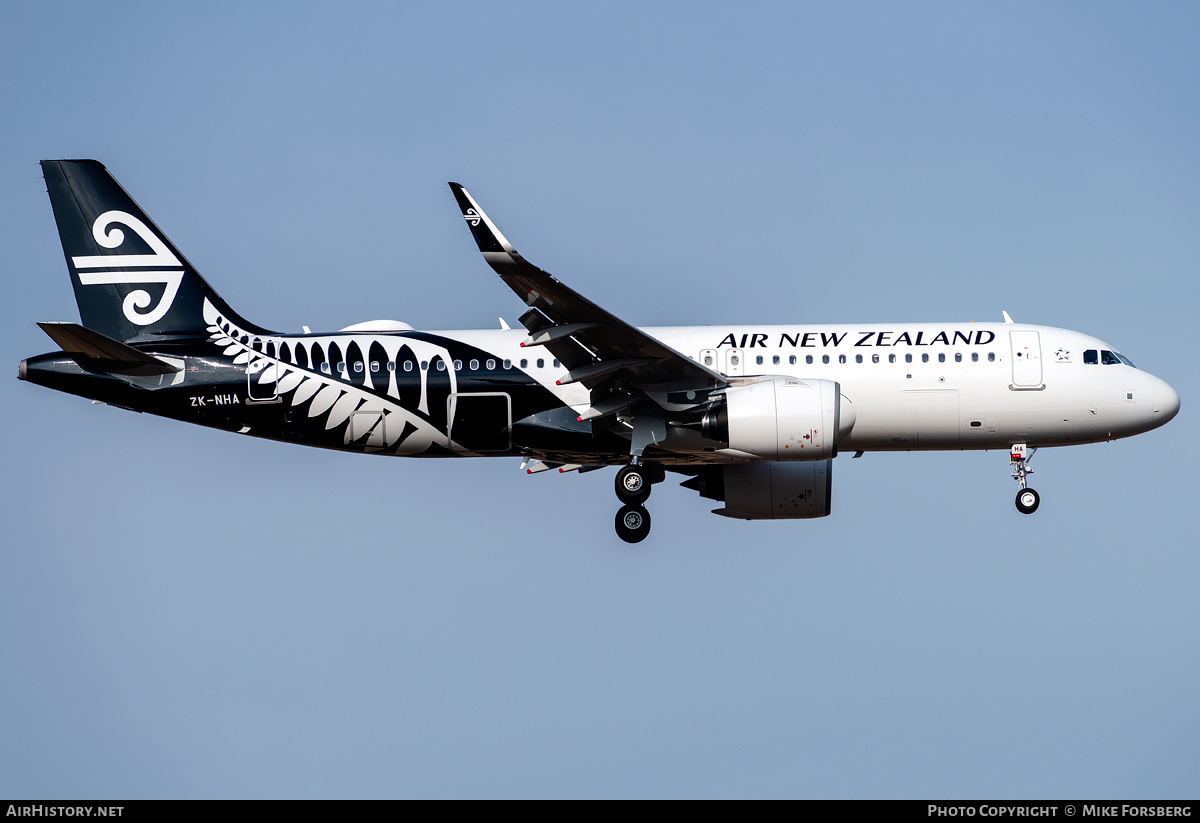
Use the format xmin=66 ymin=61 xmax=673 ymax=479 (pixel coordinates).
xmin=1009 ymin=331 xmax=1044 ymax=388
xmin=246 ymin=357 xmax=280 ymax=402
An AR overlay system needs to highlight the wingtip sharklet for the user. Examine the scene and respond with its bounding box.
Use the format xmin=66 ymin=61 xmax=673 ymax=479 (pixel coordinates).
xmin=448 ymin=182 xmax=514 ymax=255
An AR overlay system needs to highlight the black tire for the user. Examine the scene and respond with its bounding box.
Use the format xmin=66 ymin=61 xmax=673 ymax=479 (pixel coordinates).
xmin=615 ymin=464 xmax=651 ymax=505
xmin=1015 ymin=487 xmax=1040 ymax=515
xmin=615 ymin=504 xmax=652 ymax=543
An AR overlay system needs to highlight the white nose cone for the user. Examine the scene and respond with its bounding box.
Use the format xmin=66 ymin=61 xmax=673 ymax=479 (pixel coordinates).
xmin=1153 ymin=379 xmax=1181 ymax=427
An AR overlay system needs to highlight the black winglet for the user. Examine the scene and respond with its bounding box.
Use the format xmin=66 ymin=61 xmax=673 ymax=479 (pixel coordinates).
xmin=448 ymin=182 xmax=514 ymax=255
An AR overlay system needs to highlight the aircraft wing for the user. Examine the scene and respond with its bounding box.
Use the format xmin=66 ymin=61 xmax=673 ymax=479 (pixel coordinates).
xmin=448 ymin=184 xmax=725 ymax=405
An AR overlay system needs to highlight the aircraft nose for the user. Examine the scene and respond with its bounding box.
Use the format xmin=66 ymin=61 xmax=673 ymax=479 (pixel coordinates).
xmin=1151 ymin=377 xmax=1180 ymax=427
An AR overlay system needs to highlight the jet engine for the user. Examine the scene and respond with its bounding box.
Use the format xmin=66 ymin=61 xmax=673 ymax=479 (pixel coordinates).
xmin=682 ymin=460 xmax=833 ymax=519
xmin=701 ymin=377 xmax=854 ymax=459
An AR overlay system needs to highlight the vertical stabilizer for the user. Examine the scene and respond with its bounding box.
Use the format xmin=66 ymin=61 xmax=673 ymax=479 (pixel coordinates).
xmin=40 ymin=160 xmax=269 ymax=341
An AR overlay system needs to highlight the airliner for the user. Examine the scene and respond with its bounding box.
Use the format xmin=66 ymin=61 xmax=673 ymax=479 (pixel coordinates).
xmin=20 ymin=160 xmax=1180 ymax=542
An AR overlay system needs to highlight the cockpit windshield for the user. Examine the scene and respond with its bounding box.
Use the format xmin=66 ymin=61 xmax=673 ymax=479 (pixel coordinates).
xmin=1085 ymin=349 xmax=1136 ymax=368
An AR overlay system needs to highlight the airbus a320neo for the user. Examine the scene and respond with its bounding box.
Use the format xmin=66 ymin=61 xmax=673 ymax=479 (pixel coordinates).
xmin=20 ymin=161 xmax=1180 ymax=542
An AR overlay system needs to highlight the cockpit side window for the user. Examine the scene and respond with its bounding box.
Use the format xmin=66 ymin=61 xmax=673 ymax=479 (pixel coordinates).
xmin=1084 ymin=350 xmax=1098 ymax=365
xmin=1101 ymin=350 xmax=1121 ymax=365
xmin=1115 ymin=352 xmax=1136 ymax=368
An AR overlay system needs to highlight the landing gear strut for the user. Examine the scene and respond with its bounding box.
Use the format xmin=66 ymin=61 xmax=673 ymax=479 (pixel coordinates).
xmin=613 ymin=463 xmax=664 ymax=541
xmin=1010 ymin=444 xmax=1040 ymax=514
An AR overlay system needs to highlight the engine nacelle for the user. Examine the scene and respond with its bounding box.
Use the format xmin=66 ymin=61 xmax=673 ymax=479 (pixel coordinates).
xmin=683 ymin=461 xmax=833 ymax=519
xmin=703 ymin=377 xmax=851 ymax=460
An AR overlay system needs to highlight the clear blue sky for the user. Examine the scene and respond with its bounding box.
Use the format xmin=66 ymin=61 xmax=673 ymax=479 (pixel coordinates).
xmin=2 ymin=0 xmax=1197 ymax=798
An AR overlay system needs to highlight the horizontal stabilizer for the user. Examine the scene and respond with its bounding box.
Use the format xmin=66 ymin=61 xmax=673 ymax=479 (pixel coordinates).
xmin=37 ymin=322 xmax=181 ymax=375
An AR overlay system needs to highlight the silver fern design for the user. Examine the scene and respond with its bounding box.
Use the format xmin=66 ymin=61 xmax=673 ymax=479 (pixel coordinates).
xmin=202 ymin=299 xmax=460 ymax=454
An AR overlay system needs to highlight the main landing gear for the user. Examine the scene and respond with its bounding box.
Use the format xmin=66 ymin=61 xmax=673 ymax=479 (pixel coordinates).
xmin=613 ymin=463 xmax=664 ymax=543
xmin=1010 ymin=443 xmax=1040 ymax=515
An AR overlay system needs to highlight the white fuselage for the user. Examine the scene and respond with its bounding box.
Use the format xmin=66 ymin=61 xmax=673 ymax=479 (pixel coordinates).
xmin=434 ymin=320 xmax=1178 ymax=453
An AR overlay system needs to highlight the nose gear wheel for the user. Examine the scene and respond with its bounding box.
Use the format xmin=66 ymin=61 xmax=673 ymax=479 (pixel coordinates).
xmin=1015 ymin=488 xmax=1040 ymax=514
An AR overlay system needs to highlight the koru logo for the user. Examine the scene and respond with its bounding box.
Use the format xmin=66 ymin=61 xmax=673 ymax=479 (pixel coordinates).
xmin=463 ymin=208 xmax=482 ymax=227
xmin=71 ymin=210 xmax=184 ymax=326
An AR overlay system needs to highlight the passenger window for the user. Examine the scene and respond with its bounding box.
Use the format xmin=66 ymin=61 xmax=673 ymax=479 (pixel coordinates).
xmin=822 ymin=355 xmax=830 ymax=364
xmin=486 ymin=359 xmax=495 ymax=370
xmin=872 ymin=354 xmax=879 ymax=364
xmin=988 ymin=352 xmax=995 ymax=362
xmin=403 ymin=361 xmax=413 ymax=372
xmin=772 ymin=355 xmax=780 ymax=365
xmin=905 ymin=354 xmax=913 ymax=364
xmin=806 ymin=355 xmax=813 ymax=365
xmin=453 ymin=360 xmax=462 ymax=371
xmin=756 ymin=355 xmax=764 ymax=365
xmin=537 ymin=358 xmax=545 ymax=369
xmin=338 ymin=362 xmax=347 ymax=373
xmin=789 ymin=355 xmax=796 ymax=365
xmin=855 ymin=354 xmax=862 ymax=364
xmin=436 ymin=360 xmax=446 ymax=371
xmin=321 ymin=363 xmax=331 ymax=374
xmin=1084 ymin=350 xmax=1098 ymax=365
xmin=386 ymin=362 xmax=395 ymax=372
xmin=922 ymin=354 xmax=929 ymax=363
xmin=838 ymin=354 xmax=847 ymax=364
xmin=420 ymin=361 xmax=429 ymax=371
xmin=503 ymin=359 xmax=511 ymax=369
xmin=971 ymin=353 xmax=979 ymax=362
xmin=470 ymin=359 xmax=479 ymax=370
xmin=354 ymin=362 xmax=364 ymax=373
xmin=889 ymin=354 xmax=896 ymax=364
xmin=954 ymin=353 xmax=962 ymax=363
xmin=938 ymin=353 xmax=945 ymax=363
xmin=520 ymin=358 xmax=528 ymax=368
xmin=553 ymin=359 xmax=560 ymax=368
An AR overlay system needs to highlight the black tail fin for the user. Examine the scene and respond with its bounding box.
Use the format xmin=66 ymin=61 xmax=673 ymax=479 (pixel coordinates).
xmin=41 ymin=160 xmax=270 ymax=341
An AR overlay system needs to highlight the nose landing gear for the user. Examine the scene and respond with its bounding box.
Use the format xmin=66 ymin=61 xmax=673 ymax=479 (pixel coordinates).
xmin=1010 ymin=444 xmax=1040 ymax=514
